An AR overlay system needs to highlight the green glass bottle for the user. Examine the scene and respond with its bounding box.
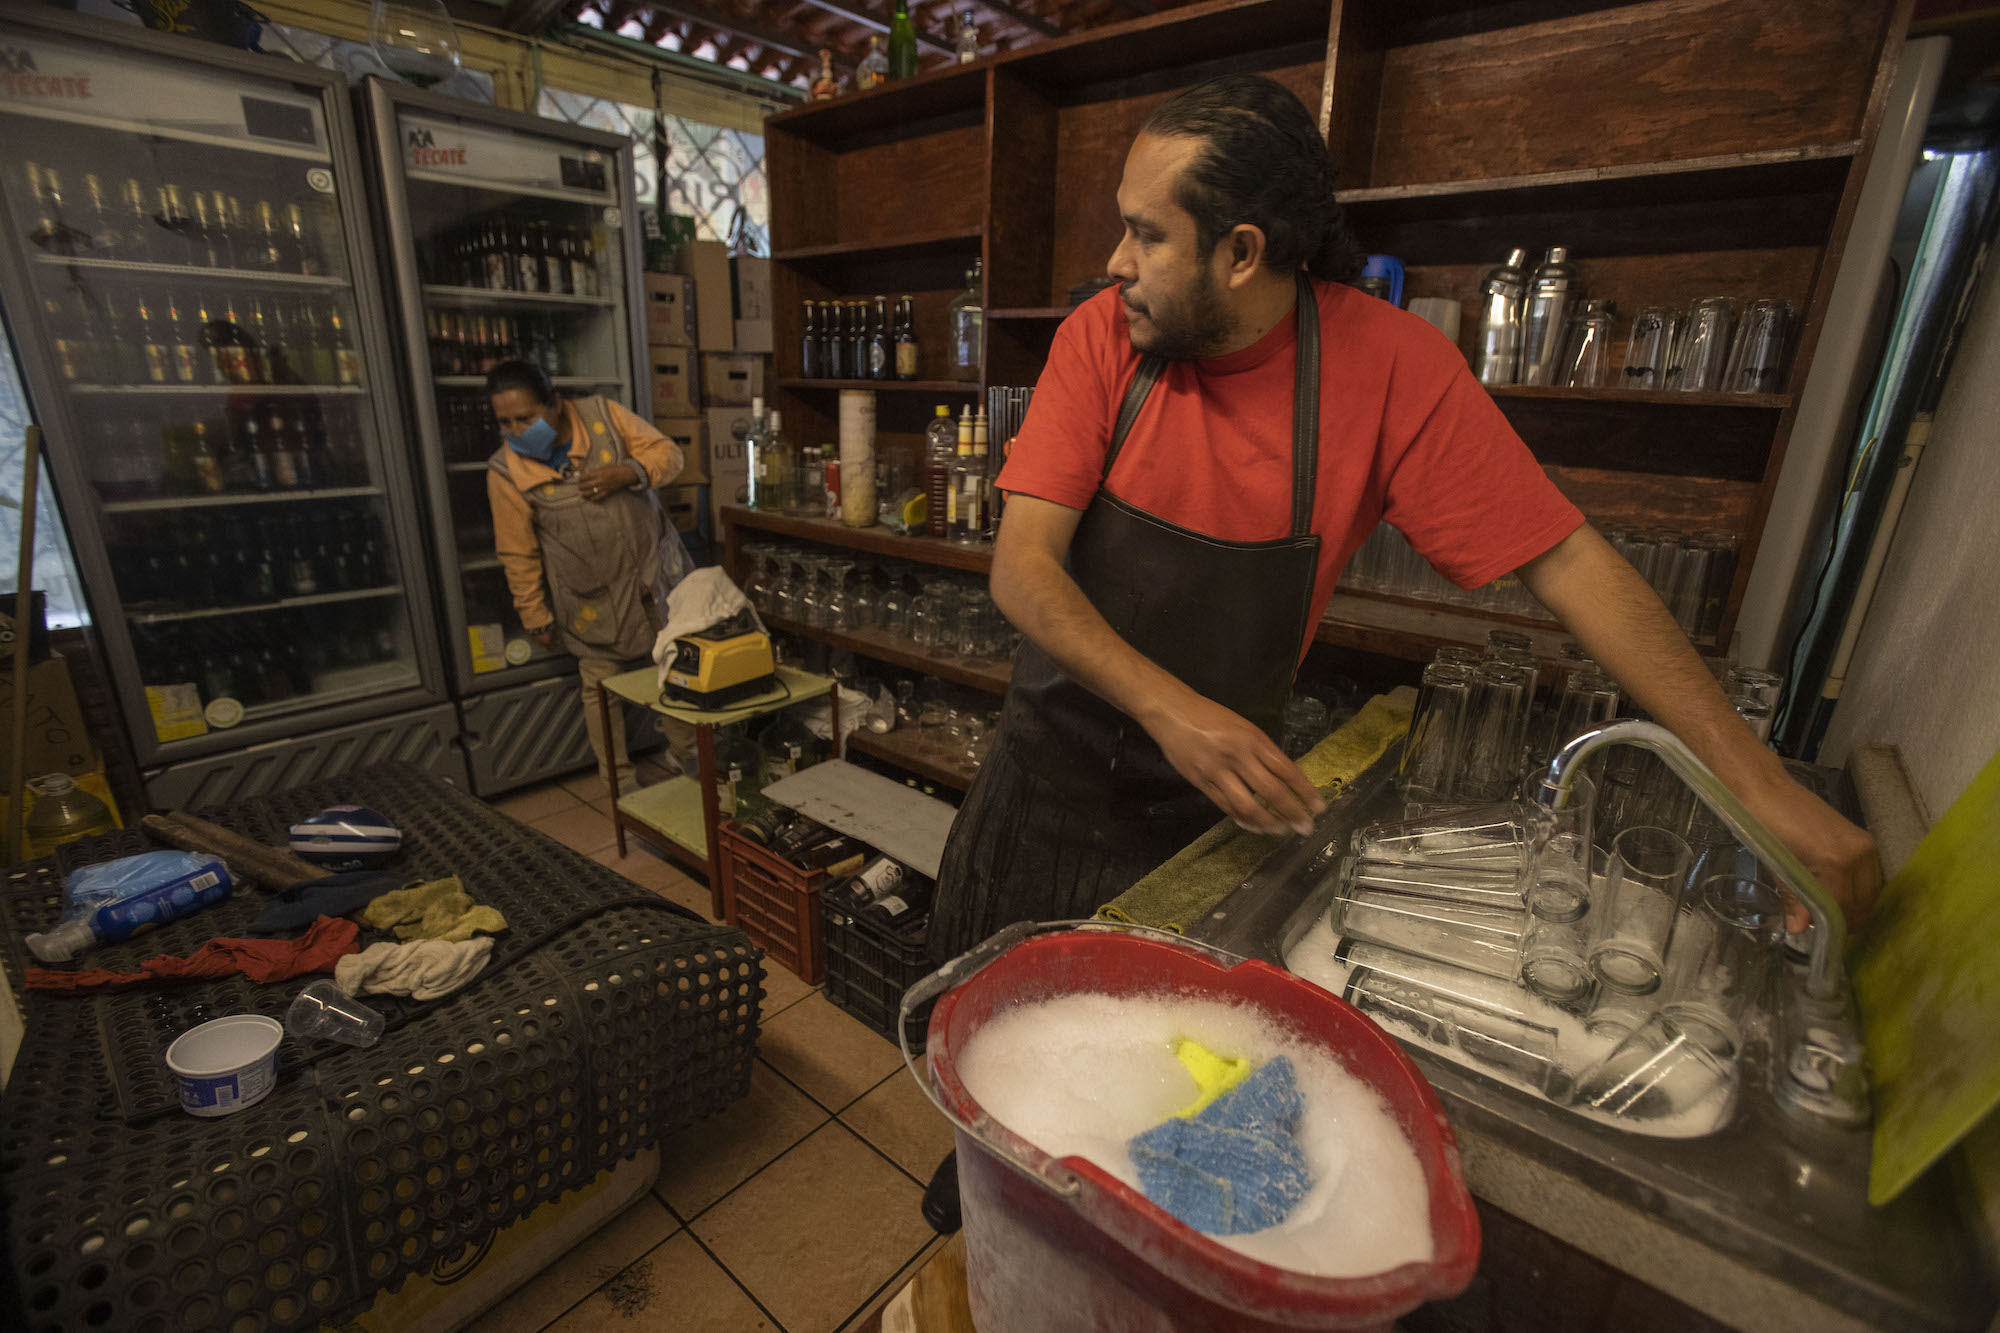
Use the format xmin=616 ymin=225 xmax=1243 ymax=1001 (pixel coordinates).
xmin=887 ymin=0 xmax=919 ymax=79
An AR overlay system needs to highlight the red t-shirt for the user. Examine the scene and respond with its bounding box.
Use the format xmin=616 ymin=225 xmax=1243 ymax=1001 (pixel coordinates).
xmin=997 ymin=280 xmax=1584 ymax=646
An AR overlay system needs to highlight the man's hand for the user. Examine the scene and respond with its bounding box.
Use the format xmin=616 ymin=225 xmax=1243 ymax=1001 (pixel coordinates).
xmin=527 ymin=622 xmax=558 ymax=649
xmin=1144 ymin=692 xmax=1325 ymax=837
xmin=577 ymin=464 xmax=634 ymax=502
xmin=1738 ymin=766 xmax=1882 ymax=933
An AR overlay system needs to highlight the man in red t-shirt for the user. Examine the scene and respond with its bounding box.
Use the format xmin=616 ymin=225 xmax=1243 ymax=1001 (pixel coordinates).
xmin=927 ymin=74 xmax=1878 ymax=968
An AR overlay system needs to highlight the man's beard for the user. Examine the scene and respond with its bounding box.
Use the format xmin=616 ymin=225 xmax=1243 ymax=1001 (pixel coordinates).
xmin=1125 ymin=263 xmax=1235 ymax=360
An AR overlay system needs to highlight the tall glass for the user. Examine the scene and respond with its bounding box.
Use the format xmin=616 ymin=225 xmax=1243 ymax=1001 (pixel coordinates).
xmin=1722 ymin=298 xmax=1793 ymax=394
xmin=1665 ymin=875 xmax=1783 ymax=1057
xmin=1397 ymin=662 xmax=1475 ymax=807
xmin=1673 ymin=296 xmax=1737 ymax=391
xmin=1459 ymin=661 xmax=1533 ymax=802
xmin=1588 ymin=825 xmax=1693 ymax=995
xmin=1622 ymin=306 xmax=1680 ymax=390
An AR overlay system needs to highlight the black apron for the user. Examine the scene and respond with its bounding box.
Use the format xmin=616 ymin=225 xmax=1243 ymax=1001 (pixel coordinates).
xmin=929 ymin=276 xmax=1324 ymax=962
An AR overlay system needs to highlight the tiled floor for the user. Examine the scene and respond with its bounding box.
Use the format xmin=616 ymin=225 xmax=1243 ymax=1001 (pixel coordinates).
xmin=472 ymin=777 xmax=955 ymax=1333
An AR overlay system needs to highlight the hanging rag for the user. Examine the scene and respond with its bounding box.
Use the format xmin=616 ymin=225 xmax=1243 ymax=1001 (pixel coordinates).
xmin=1129 ymin=1056 xmax=1314 ymax=1236
xmin=651 ymin=566 xmax=765 ymax=686
xmin=335 ymin=937 xmax=494 ymax=1001
xmin=248 ymin=870 xmax=402 ymax=934
xmin=25 ymin=916 xmax=361 ymax=992
xmin=1097 ymin=688 xmax=1416 ymax=933
xmin=361 ymin=876 xmax=509 ymax=942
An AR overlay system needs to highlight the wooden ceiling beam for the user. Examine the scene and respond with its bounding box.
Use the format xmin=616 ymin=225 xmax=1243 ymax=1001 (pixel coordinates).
xmin=642 ymin=0 xmax=859 ymax=66
xmin=789 ymin=0 xmax=956 ymax=54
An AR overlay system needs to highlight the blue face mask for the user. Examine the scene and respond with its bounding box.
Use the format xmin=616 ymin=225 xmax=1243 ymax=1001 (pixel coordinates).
xmin=504 ymin=415 xmax=564 ymax=467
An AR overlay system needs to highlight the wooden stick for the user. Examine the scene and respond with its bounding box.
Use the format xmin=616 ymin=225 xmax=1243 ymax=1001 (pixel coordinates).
xmin=7 ymin=426 xmax=41 ymax=867
xmin=141 ymin=811 xmax=329 ymax=887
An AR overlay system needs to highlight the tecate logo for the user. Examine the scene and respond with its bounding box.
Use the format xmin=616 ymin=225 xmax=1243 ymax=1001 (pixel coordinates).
xmin=1 ymin=48 xmax=92 ymax=99
xmin=406 ymin=126 xmax=467 ymax=166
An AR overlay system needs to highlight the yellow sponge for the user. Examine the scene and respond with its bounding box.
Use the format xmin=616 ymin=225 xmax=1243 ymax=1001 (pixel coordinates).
xmin=1173 ymin=1039 xmax=1254 ymax=1118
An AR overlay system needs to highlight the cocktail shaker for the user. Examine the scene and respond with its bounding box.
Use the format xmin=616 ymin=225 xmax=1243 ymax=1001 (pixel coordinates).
xmin=1520 ymin=246 xmax=1578 ymax=386
xmin=1472 ymin=247 xmax=1529 ymax=386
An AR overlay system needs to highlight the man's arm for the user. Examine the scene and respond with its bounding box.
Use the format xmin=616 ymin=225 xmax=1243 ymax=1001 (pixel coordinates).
xmin=990 ymin=496 xmax=1324 ymax=836
xmin=1518 ymin=523 xmax=1881 ymax=927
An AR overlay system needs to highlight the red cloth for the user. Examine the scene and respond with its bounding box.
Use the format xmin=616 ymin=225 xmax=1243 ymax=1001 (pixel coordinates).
xmin=996 ymin=280 xmax=1586 ymax=653
xmin=25 ymin=915 xmax=361 ymax=992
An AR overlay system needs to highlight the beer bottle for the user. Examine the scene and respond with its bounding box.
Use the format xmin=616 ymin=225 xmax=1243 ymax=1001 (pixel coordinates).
xmin=189 ymin=190 xmax=225 ymax=268
xmin=294 ymin=298 xmax=333 ymax=384
xmin=283 ymin=203 xmax=319 ymax=276
xmin=244 ymin=531 xmax=277 ymax=604
xmin=540 ymin=221 xmax=570 ymax=295
xmin=285 ymin=515 xmax=318 ymax=597
xmin=239 ymin=415 xmax=271 ymax=491
xmin=130 ymin=417 xmax=168 ymax=499
xmin=870 ymin=296 xmax=892 ymax=380
xmin=189 ymin=421 xmax=224 ymax=494
xmin=483 ymin=219 xmax=511 ymax=291
xmin=849 ymin=301 xmax=870 ymax=382
xmin=512 ymin=219 xmax=543 ymax=293
xmin=250 ymin=201 xmax=285 ymax=270
xmin=825 ymin=302 xmax=848 ymax=379
xmin=156 ymin=184 xmax=193 ymax=265
xmin=43 ymin=291 xmax=91 ymax=383
xmin=566 ymin=228 xmax=594 ymax=298
xmin=79 ymin=174 xmax=118 ymax=256
xmin=119 ymin=179 xmax=155 ymax=263
xmin=263 ymin=298 xmax=297 ymax=384
xmin=265 ymin=405 xmax=301 ymax=489
xmin=895 ymin=295 xmax=919 ymax=380
xmin=25 ymin=164 xmax=82 ymax=257
xmin=135 ymin=291 xmax=171 ymax=384
xmin=219 ymin=193 xmax=249 ymax=266
xmin=218 ymin=296 xmax=261 ymax=383
xmin=160 ymin=422 xmax=194 ymax=494
xmin=160 ymin=292 xmax=202 ymax=384
xmin=327 ymin=304 xmax=361 ymax=385
xmin=99 ymin=290 xmax=146 ymax=384
xmin=801 ymin=301 xmax=820 ymax=379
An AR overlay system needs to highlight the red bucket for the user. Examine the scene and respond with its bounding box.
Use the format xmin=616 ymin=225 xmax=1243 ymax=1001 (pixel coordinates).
xmin=910 ymin=924 xmax=1480 ymax=1333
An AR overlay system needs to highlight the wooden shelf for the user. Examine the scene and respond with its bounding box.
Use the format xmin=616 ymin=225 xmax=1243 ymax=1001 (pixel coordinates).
xmin=988 ymin=307 xmax=1076 ymax=320
xmin=766 ymin=64 xmax=988 ymax=145
xmin=846 ymin=728 xmax=978 ymax=792
xmin=1487 ymin=385 xmax=1791 ymax=410
xmin=1314 ymin=591 xmax=1569 ymax=666
xmin=764 ymin=612 xmax=1011 ymax=695
xmin=723 ymin=506 xmax=995 ymax=575
xmin=778 ymin=378 xmax=981 ymax=394
xmin=771 ymin=228 xmax=984 ymax=266
xmin=999 ymin=0 xmax=1333 ymax=95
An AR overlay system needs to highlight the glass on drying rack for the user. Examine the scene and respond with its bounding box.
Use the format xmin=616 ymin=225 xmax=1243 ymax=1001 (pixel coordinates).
xmin=1338 ymin=941 xmax=1571 ymax=1098
xmin=1336 ymin=866 xmax=1528 ymax=982
xmin=1351 ymin=801 xmax=1544 ymax=876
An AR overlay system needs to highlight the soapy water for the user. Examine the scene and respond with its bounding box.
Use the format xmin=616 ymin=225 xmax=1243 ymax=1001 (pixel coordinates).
xmin=1284 ymin=912 xmax=1735 ymax=1139
xmin=954 ymin=991 xmax=1436 ymax=1278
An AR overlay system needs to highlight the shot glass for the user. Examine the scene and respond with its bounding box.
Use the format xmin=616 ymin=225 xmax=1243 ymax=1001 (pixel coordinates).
xmin=1588 ymin=825 xmax=1693 ymax=995
xmin=286 ymin=980 xmax=385 ymax=1049
xmin=1397 ymin=662 xmax=1476 ymax=807
xmin=1722 ymin=298 xmax=1794 ymax=394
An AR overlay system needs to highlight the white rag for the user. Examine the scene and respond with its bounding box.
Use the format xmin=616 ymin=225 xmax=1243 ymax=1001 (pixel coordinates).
xmin=651 ymin=566 xmax=765 ymax=686
xmin=335 ymin=937 xmax=494 ymax=1002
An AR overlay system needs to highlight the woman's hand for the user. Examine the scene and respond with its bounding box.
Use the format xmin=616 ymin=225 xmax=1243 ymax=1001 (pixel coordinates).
xmin=528 ymin=622 xmax=558 ymax=649
xmin=577 ymin=464 xmax=634 ymax=502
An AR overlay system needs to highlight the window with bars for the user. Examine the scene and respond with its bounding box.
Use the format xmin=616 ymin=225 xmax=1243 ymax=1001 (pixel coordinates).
xmin=537 ymin=88 xmax=770 ymax=256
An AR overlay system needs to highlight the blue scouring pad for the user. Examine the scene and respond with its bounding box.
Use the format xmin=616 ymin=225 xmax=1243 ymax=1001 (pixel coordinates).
xmin=1129 ymin=1057 xmax=1314 ymax=1235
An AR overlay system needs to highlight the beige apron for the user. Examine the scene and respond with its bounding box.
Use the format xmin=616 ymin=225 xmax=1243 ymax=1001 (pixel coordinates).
xmin=490 ymin=395 xmax=662 ymax=660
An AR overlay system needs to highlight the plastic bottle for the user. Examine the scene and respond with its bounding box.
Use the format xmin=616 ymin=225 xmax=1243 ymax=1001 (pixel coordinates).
xmin=24 ymin=773 xmax=113 ymax=859
xmin=25 ymin=858 xmax=232 ymax=962
xmin=924 ymin=405 xmax=956 ymax=538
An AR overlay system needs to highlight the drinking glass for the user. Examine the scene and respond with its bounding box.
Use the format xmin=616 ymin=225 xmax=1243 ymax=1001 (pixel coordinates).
xmin=1342 ymin=947 xmax=1569 ymax=1097
xmin=773 ymin=550 xmax=806 ymax=620
xmin=1572 ymin=1007 xmax=1742 ymax=1122
xmin=1665 ymin=874 xmax=1783 ymax=1055
xmin=742 ymin=542 xmax=777 ymax=611
xmin=1694 ymin=532 xmax=1739 ymax=638
xmin=881 ymin=568 xmax=914 ymax=636
xmin=1520 ymin=894 xmax=1595 ymax=1008
xmin=1487 ymin=629 xmax=1532 ymax=656
xmin=1588 ymin=825 xmax=1693 ymax=995
xmin=799 ymin=553 xmax=832 ymax=629
xmin=895 ymin=678 xmax=919 ymax=726
xmin=1281 ymin=694 xmax=1331 ymax=760
xmin=1722 ymin=665 xmax=1783 ymax=711
xmin=1560 ymin=301 xmax=1617 ymax=388
xmin=1338 ymin=884 xmax=1527 ymax=982
xmin=1673 ymin=296 xmax=1737 ymax=391
xmin=1350 ymin=801 xmax=1541 ymax=876
xmin=1340 ymin=854 xmax=1530 ymax=913
xmin=850 ymin=561 xmax=883 ymax=629
xmin=1543 ymin=670 xmax=1618 ymax=772
xmin=1459 ymin=661 xmax=1533 ymax=802
xmin=1436 ymin=645 xmax=1483 ymax=669
xmin=1398 ymin=662 xmax=1475 ymax=807
xmin=1722 ymin=298 xmax=1793 ymax=394
xmin=823 ymin=558 xmax=855 ymax=631
xmin=1622 ymin=306 xmax=1680 ymax=390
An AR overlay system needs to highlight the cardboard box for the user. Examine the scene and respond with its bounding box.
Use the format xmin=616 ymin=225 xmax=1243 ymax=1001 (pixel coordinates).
xmin=701 ymin=352 xmax=765 ymax=406
xmin=0 ymin=654 xmax=97 ymax=784
xmin=706 ymin=405 xmax=754 ymax=471
xmin=643 ymin=273 xmax=695 ymax=346
xmin=685 ymin=239 xmax=735 ymax=350
xmin=733 ymin=256 xmax=772 ymax=321
xmin=653 ymin=414 xmax=706 ymax=486
xmin=708 ymin=461 xmax=749 ymax=529
xmin=734 ymin=318 xmax=774 ymax=354
xmin=662 ymin=483 xmax=702 ymax=534
xmin=649 ymin=346 xmax=697 ymax=415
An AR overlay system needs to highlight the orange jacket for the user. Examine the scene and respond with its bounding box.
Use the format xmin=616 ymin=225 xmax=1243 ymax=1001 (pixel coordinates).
xmin=486 ymin=396 xmax=684 ymax=630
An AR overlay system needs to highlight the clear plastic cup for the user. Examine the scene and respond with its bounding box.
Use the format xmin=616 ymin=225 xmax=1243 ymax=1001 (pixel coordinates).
xmin=286 ymin=979 xmax=385 ymax=1048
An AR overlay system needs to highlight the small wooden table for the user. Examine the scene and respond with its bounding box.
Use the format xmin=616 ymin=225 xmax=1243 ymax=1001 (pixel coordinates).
xmin=598 ymin=663 xmax=838 ymax=913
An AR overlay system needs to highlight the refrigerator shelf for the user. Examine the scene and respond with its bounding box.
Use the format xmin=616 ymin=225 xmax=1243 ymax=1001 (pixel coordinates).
xmin=0 ymin=102 xmax=334 ymax=164
xmin=433 ymin=376 xmax=624 ymax=388
xmin=461 ymin=556 xmax=503 ymax=571
xmin=240 ymin=662 xmax=425 ymax=724
xmin=404 ymin=168 xmax=614 ymax=207
xmin=446 ymin=461 xmax=490 ymax=473
xmin=69 ymin=383 xmax=366 ymax=396
xmin=33 ymin=255 xmax=350 ymax=288
xmin=128 ymin=583 xmax=403 ymax=626
xmin=100 ymin=485 xmax=383 ymax=514
xmin=422 ymin=283 xmax=615 ymax=309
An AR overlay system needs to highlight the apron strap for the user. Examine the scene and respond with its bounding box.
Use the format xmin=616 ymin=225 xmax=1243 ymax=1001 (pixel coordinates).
xmin=1100 ymin=274 xmax=1321 ymax=539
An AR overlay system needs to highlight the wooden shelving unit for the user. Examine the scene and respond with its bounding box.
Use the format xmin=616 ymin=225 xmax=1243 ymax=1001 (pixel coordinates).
xmin=723 ymin=505 xmax=993 ymax=574
xmin=762 ymin=611 xmax=1012 ymax=696
xmin=746 ymin=0 xmax=1903 ymax=784
xmin=846 ymin=727 xmax=979 ymax=792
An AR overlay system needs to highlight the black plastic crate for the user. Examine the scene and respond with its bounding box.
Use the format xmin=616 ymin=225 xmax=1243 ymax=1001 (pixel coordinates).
xmin=821 ymin=898 xmax=933 ymax=1044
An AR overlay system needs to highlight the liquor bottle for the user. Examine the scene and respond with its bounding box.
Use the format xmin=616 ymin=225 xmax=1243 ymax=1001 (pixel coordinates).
xmin=282 ymin=202 xmax=315 ymax=274
xmin=888 ymin=0 xmax=919 ymax=80
xmin=540 ymin=221 xmax=570 ymax=295
xmin=98 ymin=291 xmax=145 ymax=384
xmin=894 ymin=295 xmax=918 ymax=381
xmin=134 ymin=291 xmax=172 ymax=384
xmin=23 ymin=163 xmax=71 ymax=256
xmin=118 ymin=178 xmax=155 ymax=262
xmin=190 ymin=190 xmax=228 ymax=268
xmin=156 ymin=184 xmax=193 ymax=264
xmin=869 ymin=296 xmax=892 ymax=381
xmin=79 ymin=174 xmax=119 ymax=256
xmin=811 ymin=49 xmax=840 ymax=101
xmin=859 ymin=872 xmax=936 ymax=937
xmin=924 ymin=405 xmax=955 ymax=538
xmin=949 ymin=259 xmax=983 ymax=380
xmin=513 ymin=219 xmax=545 ymax=293
xmin=956 ymin=10 xmax=979 ymax=63
xmin=800 ymin=301 xmax=820 ymax=379
xmin=220 ymin=418 xmax=265 ymax=492
xmin=291 ymin=298 xmax=332 ymax=384
xmin=250 ymin=201 xmax=286 ymax=270
xmin=848 ymin=301 xmax=869 ymax=382
xmin=284 ymin=515 xmax=318 ymax=596
xmin=161 ymin=291 xmax=204 ymax=384
xmin=483 ymin=218 xmax=511 ymax=290
xmin=567 ymin=227 xmax=597 ymax=298
xmin=189 ymin=421 xmax=224 ymax=495
xmin=857 ymin=36 xmax=888 ymax=91
xmin=328 ymin=304 xmax=361 ymax=385
xmin=220 ymin=195 xmax=251 ymax=266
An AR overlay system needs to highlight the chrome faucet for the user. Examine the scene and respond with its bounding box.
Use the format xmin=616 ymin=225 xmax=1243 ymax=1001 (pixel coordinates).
xmin=1531 ymin=719 xmax=1846 ymax=1000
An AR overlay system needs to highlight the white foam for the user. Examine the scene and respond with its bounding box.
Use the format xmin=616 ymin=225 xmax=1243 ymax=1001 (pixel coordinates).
xmin=954 ymin=990 xmax=1436 ymax=1278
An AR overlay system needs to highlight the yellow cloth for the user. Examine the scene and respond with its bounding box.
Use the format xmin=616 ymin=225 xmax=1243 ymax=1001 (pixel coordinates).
xmin=1096 ymin=688 xmax=1417 ymax=933
xmin=1174 ymin=1039 xmax=1255 ymax=1118
xmin=362 ymin=876 xmax=510 ymax=942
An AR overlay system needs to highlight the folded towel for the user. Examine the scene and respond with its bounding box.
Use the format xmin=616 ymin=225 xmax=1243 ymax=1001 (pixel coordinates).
xmin=1131 ymin=1057 xmax=1312 ymax=1235
xmin=361 ymin=876 xmax=509 ymax=942
xmin=335 ymin=937 xmax=495 ymax=1001
xmin=1098 ymin=689 xmax=1417 ymax=932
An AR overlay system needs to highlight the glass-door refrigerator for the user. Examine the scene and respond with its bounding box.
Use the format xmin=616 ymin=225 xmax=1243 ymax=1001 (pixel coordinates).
xmin=0 ymin=10 xmax=456 ymax=808
xmin=356 ymin=79 xmax=650 ymax=795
